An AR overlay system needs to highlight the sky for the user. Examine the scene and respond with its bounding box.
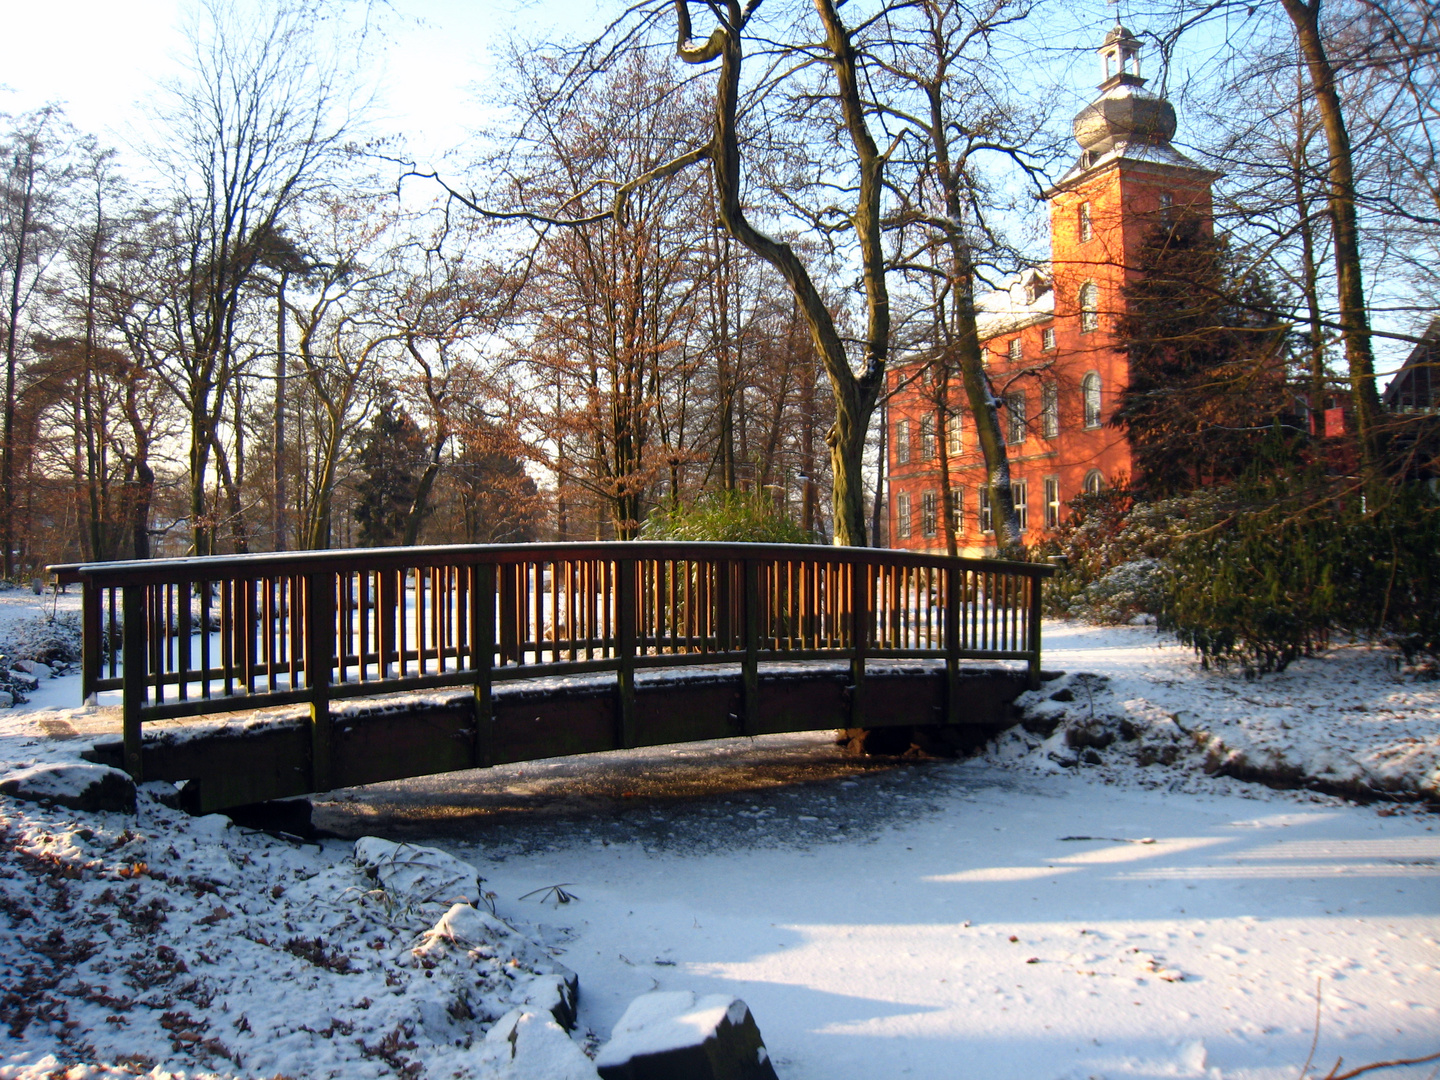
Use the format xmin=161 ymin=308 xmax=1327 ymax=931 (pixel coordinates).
xmin=3 ymin=0 xmax=1413 ymax=376
xmin=0 ymin=0 xmax=608 ymax=173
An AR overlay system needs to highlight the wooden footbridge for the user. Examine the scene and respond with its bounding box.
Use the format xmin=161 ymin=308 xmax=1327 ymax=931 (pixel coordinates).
xmin=51 ymin=542 xmax=1054 ymax=813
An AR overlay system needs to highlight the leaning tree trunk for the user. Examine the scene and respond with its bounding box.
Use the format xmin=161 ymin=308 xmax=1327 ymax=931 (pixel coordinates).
xmin=923 ymin=80 xmax=1023 ymax=554
xmin=1280 ymin=0 xmax=1384 ymax=477
xmin=675 ymin=0 xmax=887 ymax=546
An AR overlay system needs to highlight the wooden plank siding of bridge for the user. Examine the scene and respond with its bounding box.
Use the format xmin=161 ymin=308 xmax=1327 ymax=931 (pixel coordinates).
xmin=50 ymin=543 xmax=1055 ymax=814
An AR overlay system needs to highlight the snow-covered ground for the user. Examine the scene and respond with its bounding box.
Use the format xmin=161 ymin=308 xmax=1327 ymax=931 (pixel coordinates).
xmin=1 ymin=598 xmax=1437 ymax=1079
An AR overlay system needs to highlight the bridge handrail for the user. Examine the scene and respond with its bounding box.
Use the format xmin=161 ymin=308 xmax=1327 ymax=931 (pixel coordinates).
xmin=49 ymin=541 xmax=1054 ymax=783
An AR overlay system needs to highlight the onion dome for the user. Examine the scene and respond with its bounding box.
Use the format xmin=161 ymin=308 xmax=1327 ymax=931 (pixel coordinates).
xmin=1071 ymin=25 xmax=1178 ymax=155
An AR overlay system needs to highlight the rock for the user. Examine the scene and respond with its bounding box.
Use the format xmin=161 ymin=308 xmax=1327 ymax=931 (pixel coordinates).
xmin=0 ymin=762 xmax=136 ymax=813
xmin=12 ymin=659 xmax=53 ymax=678
xmin=226 ymin=798 xmax=316 ymax=837
xmin=6 ymin=672 xmax=38 ymax=693
xmin=415 ymin=903 xmax=580 ymax=1029
xmin=0 ymin=690 xmax=12 ymax=709
xmin=1047 ymin=688 xmax=1075 ymax=703
xmin=1064 ymin=718 xmax=1117 ymax=750
xmin=354 ymin=837 xmax=483 ymax=908
xmin=513 ymin=970 xmax=580 ymax=1032
xmin=476 ymin=1009 xmax=600 ymax=1079
xmin=595 ymin=991 xmax=778 ymax=1080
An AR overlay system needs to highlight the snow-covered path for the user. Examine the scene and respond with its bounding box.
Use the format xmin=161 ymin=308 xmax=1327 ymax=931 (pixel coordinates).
xmin=316 ymin=745 xmax=1439 ymax=1080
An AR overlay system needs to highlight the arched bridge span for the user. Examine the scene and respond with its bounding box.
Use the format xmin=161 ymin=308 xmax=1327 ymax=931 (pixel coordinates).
xmin=51 ymin=543 xmax=1054 ymax=812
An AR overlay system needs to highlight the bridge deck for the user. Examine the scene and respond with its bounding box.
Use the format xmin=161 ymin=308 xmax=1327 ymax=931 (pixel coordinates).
xmin=53 ymin=542 xmax=1054 ymax=813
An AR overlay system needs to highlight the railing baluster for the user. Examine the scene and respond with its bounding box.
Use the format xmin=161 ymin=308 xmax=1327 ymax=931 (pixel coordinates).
xmin=742 ymin=558 xmax=759 ymax=736
xmin=849 ymin=560 xmax=867 ymax=728
xmin=616 ymin=557 xmax=637 ymax=748
xmin=306 ymin=570 xmax=335 ymax=792
xmin=471 ymin=561 xmax=495 ymax=768
xmin=121 ymin=584 xmax=147 ymax=782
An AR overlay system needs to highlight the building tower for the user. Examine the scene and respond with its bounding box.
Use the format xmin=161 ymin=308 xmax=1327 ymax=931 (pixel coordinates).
xmin=885 ymin=26 xmax=1218 ymax=555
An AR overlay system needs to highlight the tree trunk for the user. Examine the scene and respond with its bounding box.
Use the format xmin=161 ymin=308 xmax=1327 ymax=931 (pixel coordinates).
xmin=2 ymin=154 xmax=37 ymax=579
xmin=1279 ymin=0 xmax=1383 ymax=474
xmin=677 ymin=0 xmax=886 ymax=546
xmin=922 ymin=78 xmax=1022 ymax=553
xmin=274 ymin=269 xmax=288 ymax=550
xmin=403 ymin=437 xmax=445 ymax=546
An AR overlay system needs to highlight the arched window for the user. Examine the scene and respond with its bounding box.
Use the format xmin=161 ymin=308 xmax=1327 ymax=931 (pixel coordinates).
xmin=1079 ymin=281 xmax=1099 ymax=333
xmin=1082 ymin=371 xmax=1102 ymax=428
xmin=1083 ymin=469 xmax=1104 ymax=496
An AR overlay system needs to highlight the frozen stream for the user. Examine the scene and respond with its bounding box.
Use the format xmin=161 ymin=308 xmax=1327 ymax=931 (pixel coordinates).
xmin=313 ymin=733 xmax=1439 ymax=1080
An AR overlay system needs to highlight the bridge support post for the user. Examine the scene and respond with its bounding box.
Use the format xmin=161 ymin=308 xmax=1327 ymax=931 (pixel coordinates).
xmin=306 ymin=571 xmax=335 ymax=792
xmin=848 ymin=561 xmax=868 ymax=728
xmin=616 ymin=558 xmax=637 ymax=749
xmin=1027 ymin=569 xmax=1044 ymax=690
xmin=945 ymin=564 xmax=962 ymax=725
xmin=741 ymin=560 xmax=759 ymax=736
xmin=121 ymin=584 xmax=147 ymax=782
xmin=470 ymin=562 xmax=495 ymax=768
xmin=81 ymin=578 xmax=101 ymax=706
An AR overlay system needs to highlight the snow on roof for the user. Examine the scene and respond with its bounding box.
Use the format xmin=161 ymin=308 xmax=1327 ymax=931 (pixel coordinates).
xmin=1050 ymin=138 xmax=1213 ymax=192
xmin=975 ymin=266 xmax=1054 ymax=341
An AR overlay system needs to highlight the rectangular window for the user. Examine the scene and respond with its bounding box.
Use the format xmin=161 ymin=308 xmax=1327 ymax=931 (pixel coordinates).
xmin=920 ymin=414 xmax=937 ymax=460
xmin=1041 ymin=326 xmax=1056 ymax=351
xmin=897 ymin=492 xmax=912 ymax=540
xmin=1012 ymin=479 xmax=1028 ymax=532
xmin=1159 ymin=191 xmax=1174 ymax=227
xmin=921 ymin=492 xmax=937 ymax=538
xmin=1005 ymin=391 xmax=1027 ymax=446
xmin=895 ymin=419 xmax=911 ymax=465
xmin=946 ymin=413 xmax=962 ymax=457
xmin=1044 ymin=476 xmax=1060 ymax=529
xmin=949 ymin=487 xmax=965 ymax=534
xmin=1007 ymin=338 xmax=1022 ymax=363
xmin=979 ymin=488 xmax=993 ymax=534
xmin=1042 ymin=381 xmax=1059 ymax=439
xmin=1078 ymin=202 xmax=1093 ymax=242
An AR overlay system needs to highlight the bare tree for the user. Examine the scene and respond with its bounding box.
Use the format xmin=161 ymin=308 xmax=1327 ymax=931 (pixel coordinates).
xmin=0 ymin=106 xmax=71 ymax=576
xmin=148 ymin=0 xmax=358 ymax=556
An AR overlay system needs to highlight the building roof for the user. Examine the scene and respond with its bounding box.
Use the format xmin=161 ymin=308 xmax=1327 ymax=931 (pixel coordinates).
xmin=1382 ymin=316 xmax=1440 ymax=411
xmin=975 ymin=267 xmax=1054 ymax=341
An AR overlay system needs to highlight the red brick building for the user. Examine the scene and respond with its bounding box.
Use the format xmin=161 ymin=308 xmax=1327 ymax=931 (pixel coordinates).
xmin=887 ymin=26 xmax=1219 ymax=555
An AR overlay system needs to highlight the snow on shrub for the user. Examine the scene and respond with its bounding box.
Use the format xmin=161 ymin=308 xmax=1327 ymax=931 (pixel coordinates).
xmin=5 ymin=611 xmax=83 ymax=666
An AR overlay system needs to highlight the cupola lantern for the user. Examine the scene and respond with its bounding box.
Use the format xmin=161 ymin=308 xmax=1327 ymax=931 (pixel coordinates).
xmin=1099 ymin=24 xmax=1144 ymax=88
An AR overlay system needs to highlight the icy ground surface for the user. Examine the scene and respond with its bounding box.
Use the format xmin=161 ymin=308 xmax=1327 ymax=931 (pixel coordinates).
xmin=0 ymin=612 xmax=1437 ymax=1078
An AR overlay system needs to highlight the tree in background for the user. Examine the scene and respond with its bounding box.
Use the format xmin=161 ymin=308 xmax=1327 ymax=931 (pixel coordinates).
xmin=148 ymin=0 xmax=357 ymax=556
xmin=1112 ymin=214 xmax=1291 ymax=497
xmin=352 ymin=397 xmax=425 ymax=547
xmin=0 ymin=106 xmax=70 ymax=576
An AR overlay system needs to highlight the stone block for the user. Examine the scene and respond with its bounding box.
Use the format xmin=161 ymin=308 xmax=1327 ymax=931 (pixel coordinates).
xmin=0 ymin=762 xmax=136 ymax=813
xmin=595 ymin=991 xmax=778 ymax=1080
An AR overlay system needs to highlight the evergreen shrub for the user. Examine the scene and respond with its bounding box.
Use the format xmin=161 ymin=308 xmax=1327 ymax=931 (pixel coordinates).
xmin=1036 ymin=487 xmax=1223 ymax=622
xmin=641 ymin=491 xmax=817 ymax=545
xmin=1165 ymin=475 xmax=1440 ymax=673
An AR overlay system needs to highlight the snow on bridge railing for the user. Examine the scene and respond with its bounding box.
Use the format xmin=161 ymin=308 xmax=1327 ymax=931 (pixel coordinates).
xmin=49 ymin=542 xmax=1054 ymax=783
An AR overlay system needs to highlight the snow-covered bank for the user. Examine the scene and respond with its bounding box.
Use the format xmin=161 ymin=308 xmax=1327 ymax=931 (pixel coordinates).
xmin=0 ymin=785 xmax=596 ymax=1080
xmin=0 ymin=603 xmax=1437 ymax=1078
xmin=1014 ymin=623 xmax=1440 ymax=803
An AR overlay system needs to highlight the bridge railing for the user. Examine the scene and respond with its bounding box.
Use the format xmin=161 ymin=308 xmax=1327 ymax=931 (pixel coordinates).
xmin=50 ymin=542 xmax=1054 ymax=783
